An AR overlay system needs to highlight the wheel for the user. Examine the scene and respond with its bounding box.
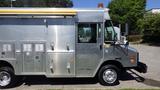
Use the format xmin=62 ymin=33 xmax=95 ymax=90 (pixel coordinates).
xmin=98 ymin=65 xmax=120 ymax=86
xmin=0 ymin=67 xmax=15 ymax=88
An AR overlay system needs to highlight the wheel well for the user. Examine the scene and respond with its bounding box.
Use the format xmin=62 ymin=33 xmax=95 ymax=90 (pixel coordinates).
xmin=0 ymin=60 xmax=14 ymax=72
xmin=101 ymin=60 xmax=123 ymax=70
xmin=95 ymin=60 xmax=124 ymax=77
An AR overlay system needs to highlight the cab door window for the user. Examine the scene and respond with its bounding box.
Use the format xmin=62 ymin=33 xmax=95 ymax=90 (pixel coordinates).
xmin=78 ymin=23 xmax=101 ymax=43
xmin=104 ymin=20 xmax=115 ymax=42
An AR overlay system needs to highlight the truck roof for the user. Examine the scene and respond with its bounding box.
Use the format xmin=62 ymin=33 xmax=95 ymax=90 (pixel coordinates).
xmin=0 ymin=8 xmax=109 ymax=15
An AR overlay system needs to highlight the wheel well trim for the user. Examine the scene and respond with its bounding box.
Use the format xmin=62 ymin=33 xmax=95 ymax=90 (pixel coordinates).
xmin=0 ymin=60 xmax=14 ymax=72
xmin=93 ymin=60 xmax=124 ymax=77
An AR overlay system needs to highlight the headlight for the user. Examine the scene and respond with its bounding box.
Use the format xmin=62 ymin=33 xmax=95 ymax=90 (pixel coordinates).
xmin=130 ymin=55 xmax=136 ymax=64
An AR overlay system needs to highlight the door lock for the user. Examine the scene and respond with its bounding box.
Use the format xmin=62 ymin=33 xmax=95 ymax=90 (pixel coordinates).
xmin=100 ymin=44 xmax=103 ymax=50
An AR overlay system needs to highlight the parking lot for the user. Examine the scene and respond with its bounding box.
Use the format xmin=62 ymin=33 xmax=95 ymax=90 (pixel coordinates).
xmin=3 ymin=44 xmax=160 ymax=90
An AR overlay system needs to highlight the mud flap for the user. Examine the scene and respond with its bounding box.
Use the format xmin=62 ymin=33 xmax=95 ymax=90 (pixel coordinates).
xmin=134 ymin=62 xmax=147 ymax=73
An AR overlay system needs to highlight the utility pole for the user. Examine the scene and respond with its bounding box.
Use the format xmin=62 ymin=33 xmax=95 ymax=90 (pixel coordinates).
xmin=125 ymin=23 xmax=129 ymax=36
xmin=11 ymin=0 xmax=16 ymax=8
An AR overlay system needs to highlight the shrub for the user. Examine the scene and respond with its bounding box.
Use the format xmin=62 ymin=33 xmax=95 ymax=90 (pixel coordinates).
xmin=128 ymin=35 xmax=143 ymax=42
xmin=137 ymin=13 xmax=160 ymax=43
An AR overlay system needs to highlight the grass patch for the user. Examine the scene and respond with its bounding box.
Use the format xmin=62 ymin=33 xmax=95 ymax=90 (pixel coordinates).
xmin=47 ymin=89 xmax=112 ymax=90
xmin=47 ymin=89 xmax=62 ymax=90
xmin=46 ymin=89 xmax=160 ymax=90
xmin=120 ymin=89 xmax=160 ymax=90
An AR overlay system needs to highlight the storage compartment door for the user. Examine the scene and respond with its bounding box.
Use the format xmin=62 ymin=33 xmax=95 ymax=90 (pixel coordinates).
xmin=22 ymin=44 xmax=34 ymax=72
xmin=34 ymin=43 xmax=45 ymax=72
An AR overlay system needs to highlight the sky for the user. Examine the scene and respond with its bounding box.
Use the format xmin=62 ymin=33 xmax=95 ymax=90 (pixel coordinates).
xmin=72 ymin=0 xmax=160 ymax=10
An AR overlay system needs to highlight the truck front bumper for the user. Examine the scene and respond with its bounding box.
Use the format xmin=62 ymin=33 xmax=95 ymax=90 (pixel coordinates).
xmin=134 ymin=62 xmax=147 ymax=73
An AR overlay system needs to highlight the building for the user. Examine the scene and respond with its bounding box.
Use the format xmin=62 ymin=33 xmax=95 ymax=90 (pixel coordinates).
xmin=147 ymin=8 xmax=160 ymax=14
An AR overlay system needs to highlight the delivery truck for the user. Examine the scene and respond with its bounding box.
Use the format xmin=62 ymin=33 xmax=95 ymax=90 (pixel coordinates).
xmin=0 ymin=8 xmax=147 ymax=88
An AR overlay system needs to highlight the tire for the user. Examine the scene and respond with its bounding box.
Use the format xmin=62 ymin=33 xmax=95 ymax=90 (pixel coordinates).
xmin=0 ymin=67 xmax=16 ymax=89
xmin=98 ymin=65 xmax=120 ymax=86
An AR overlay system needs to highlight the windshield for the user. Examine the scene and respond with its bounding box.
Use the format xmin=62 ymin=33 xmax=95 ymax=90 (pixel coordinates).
xmin=104 ymin=20 xmax=116 ymax=42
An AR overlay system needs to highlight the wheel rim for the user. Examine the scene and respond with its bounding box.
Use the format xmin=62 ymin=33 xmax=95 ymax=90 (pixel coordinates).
xmin=0 ymin=71 xmax=11 ymax=87
xmin=103 ymin=69 xmax=117 ymax=84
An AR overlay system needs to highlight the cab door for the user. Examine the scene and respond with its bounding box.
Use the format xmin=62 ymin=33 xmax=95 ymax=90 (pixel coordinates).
xmin=76 ymin=23 xmax=103 ymax=76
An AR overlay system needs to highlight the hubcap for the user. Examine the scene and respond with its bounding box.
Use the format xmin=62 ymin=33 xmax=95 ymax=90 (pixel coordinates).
xmin=0 ymin=71 xmax=11 ymax=87
xmin=103 ymin=69 xmax=117 ymax=84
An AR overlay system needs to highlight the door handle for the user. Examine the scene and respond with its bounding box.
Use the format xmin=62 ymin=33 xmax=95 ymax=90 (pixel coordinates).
xmin=100 ymin=44 xmax=103 ymax=50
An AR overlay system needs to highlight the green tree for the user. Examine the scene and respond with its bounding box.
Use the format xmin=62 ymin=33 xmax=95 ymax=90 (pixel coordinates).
xmin=137 ymin=13 xmax=160 ymax=43
xmin=108 ymin=0 xmax=146 ymax=35
xmin=46 ymin=0 xmax=73 ymax=7
xmin=0 ymin=0 xmax=73 ymax=7
xmin=0 ymin=0 xmax=13 ymax=7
